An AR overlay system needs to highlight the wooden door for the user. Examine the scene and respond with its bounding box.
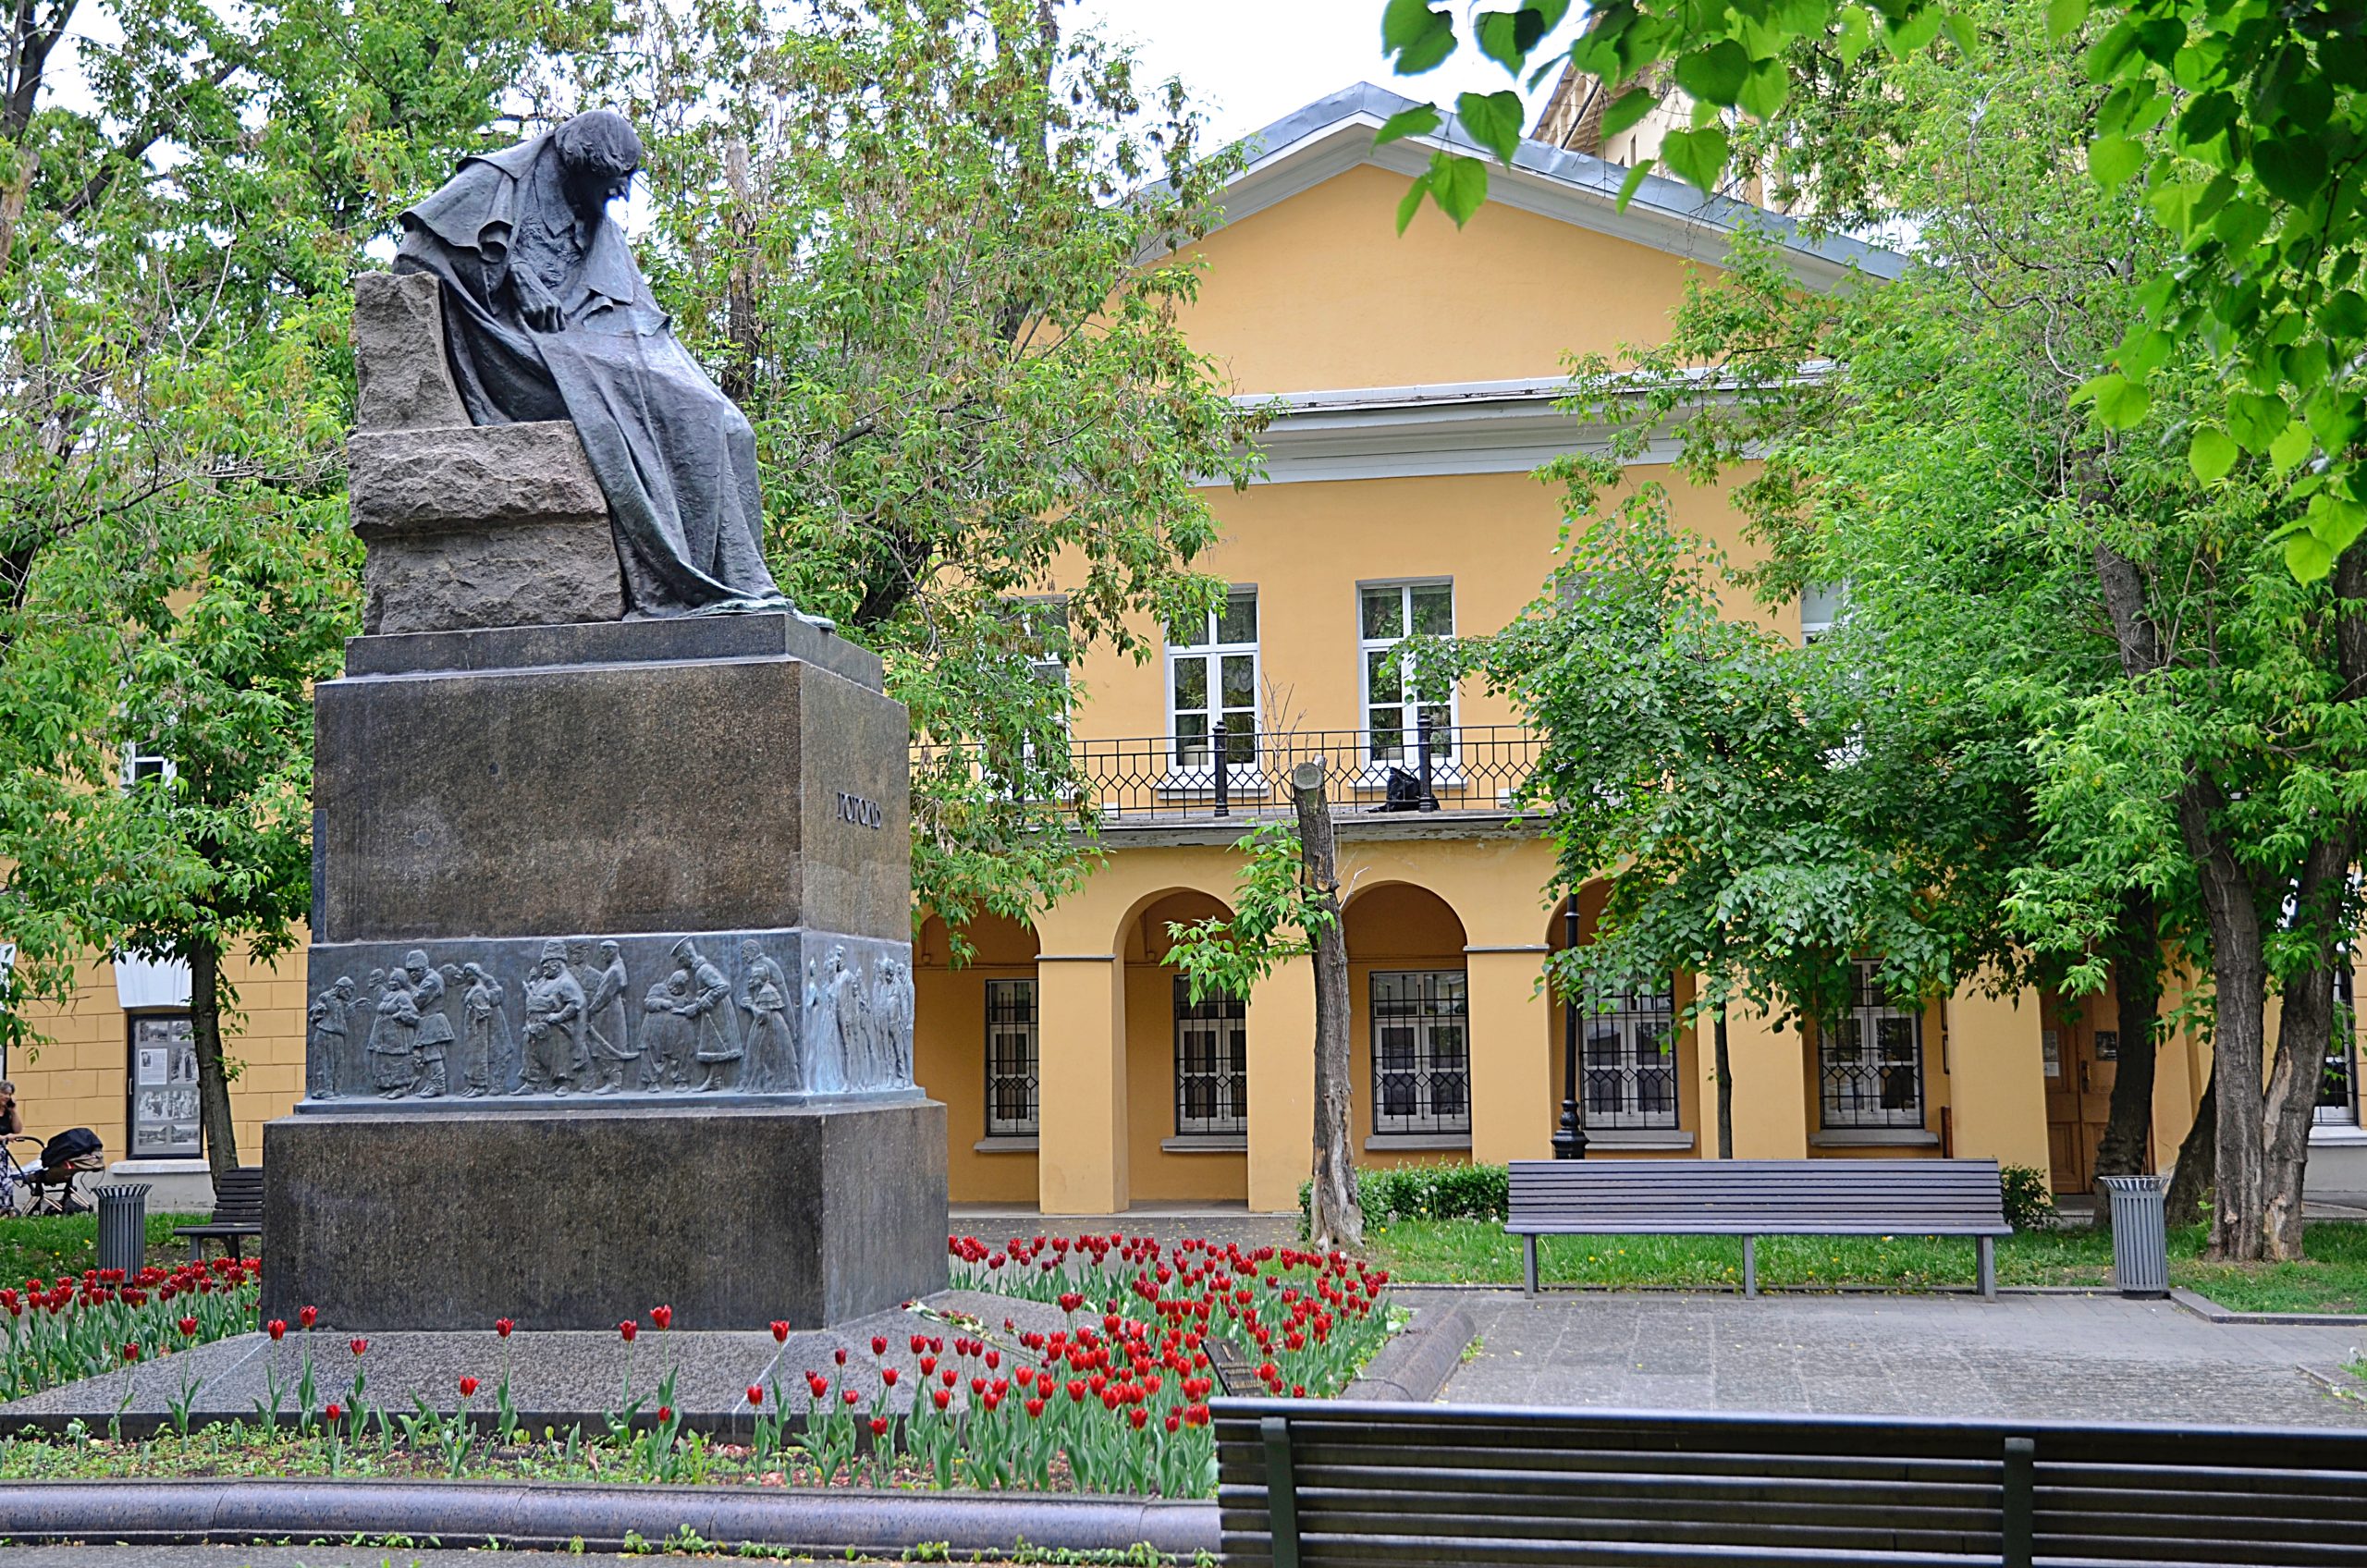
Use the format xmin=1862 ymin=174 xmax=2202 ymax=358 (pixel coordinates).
xmin=2042 ymin=982 xmax=2128 ymax=1193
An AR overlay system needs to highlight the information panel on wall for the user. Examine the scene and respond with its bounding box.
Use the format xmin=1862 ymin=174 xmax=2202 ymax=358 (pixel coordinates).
xmin=129 ymin=1014 xmax=201 ymax=1158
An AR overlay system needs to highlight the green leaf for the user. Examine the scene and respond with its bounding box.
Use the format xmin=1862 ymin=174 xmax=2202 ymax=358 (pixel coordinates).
xmin=1373 ymin=104 xmax=1442 ymax=148
xmin=2252 ymin=137 xmax=2328 ymax=205
xmin=1837 ymin=6 xmax=1873 ymax=63
xmin=2311 ymin=493 xmax=2367 ymax=555
xmin=2285 ymin=530 xmax=2336 ymax=581
xmin=1613 ymin=160 xmax=1653 ymax=210
xmin=2177 ymin=91 xmax=2238 ymax=150
xmin=2045 ymin=0 xmax=2089 ymax=40
xmin=1674 ymin=40 xmax=1752 ymax=105
xmin=1659 ymin=126 xmax=1731 ymax=194
xmin=1738 ymin=57 xmax=1790 ymax=118
xmin=2269 ymin=421 xmax=2313 ymax=472
xmin=2073 ymin=372 xmax=2149 ymax=429
xmin=2212 ymin=198 xmax=2271 ymax=254
xmin=2325 ymin=288 xmax=2367 ymax=339
xmin=2189 ymin=424 xmax=2238 ymax=482
xmin=1455 ymin=90 xmax=1526 ymax=164
xmin=1428 ymin=150 xmax=1490 ymax=226
xmin=1394 ymin=171 xmax=1431 ymax=234
xmin=1600 ymin=87 xmax=1659 ymax=139
xmin=2089 ymin=133 xmax=2145 ymax=187
xmin=1382 ymin=0 xmax=1457 ymax=74
xmin=1476 ymin=8 xmax=1550 ymax=70
xmin=2226 ymin=390 xmax=2290 ymax=450
xmin=1884 ymin=5 xmax=1944 ymax=57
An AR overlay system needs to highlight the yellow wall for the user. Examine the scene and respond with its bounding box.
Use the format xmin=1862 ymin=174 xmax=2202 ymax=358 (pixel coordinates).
xmin=1173 ymin=163 xmax=1706 ymax=391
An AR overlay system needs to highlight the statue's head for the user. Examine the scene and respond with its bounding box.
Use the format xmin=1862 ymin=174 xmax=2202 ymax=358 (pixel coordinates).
xmin=555 ymin=109 xmax=643 ymax=220
xmin=598 ymin=940 xmax=620 ymax=961
xmin=403 ymin=949 xmax=430 ymax=978
xmin=740 ymin=939 xmax=760 ymax=960
xmin=334 ymin=977 xmax=356 ymax=998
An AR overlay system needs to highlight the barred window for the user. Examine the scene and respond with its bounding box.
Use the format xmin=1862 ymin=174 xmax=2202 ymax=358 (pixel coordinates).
xmin=1174 ymin=980 xmax=1247 ymax=1136
xmin=1815 ymin=961 xmax=1925 ymax=1129
xmin=1370 ymin=970 xmax=1470 ymax=1134
xmin=985 ymin=979 xmax=1039 ymax=1137
xmin=1579 ymin=986 xmax=1678 ymax=1130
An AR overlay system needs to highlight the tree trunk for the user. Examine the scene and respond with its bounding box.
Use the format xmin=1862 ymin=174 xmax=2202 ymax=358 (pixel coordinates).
xmin=188 ymin=938 xmax=240 ymax=1189
xmin=1713 ymin=1009 xmax=1734 ymax=1159
xmin=2165 ymin=1069 xmax=2214 ymax=1227
xmin=2185 ymin=814 xmax=2269 ymax=1262
xmin=2091 ymin=891 xmax=2162 ymax=1205
xmin=1292 ymin=760 xmax=1361 ymax=1251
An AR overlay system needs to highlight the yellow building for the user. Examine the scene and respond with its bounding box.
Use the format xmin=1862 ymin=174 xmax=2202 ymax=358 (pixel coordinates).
xmin=11 ymin=85 xmax=2365 ymax=1213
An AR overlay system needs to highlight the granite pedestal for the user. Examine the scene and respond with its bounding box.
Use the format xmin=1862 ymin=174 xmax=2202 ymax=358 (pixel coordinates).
xmin=261 ymin=1098 xmax=947 ymax=1330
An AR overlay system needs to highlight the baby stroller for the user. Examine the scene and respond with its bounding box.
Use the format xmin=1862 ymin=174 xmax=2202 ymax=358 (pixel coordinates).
xmin=2 ymin=1127 xmax=104 ymax=1216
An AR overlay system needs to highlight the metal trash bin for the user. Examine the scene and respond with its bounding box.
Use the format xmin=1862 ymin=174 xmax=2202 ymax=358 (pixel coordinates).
xmin=93 ymin=1183 xmax=151 ymax=1278
xmin=2099 ymin=1174 xmax=2169 ymax=1297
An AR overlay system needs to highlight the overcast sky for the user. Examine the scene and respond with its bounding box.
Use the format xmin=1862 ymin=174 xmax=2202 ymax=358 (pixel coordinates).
xmin=1071 ymin=0 xmax=1562 ymax=149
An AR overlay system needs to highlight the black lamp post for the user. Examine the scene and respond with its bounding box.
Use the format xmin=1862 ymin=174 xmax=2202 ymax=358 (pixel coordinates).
xmin=1551 ymin=901 xmax=1587 ymax=1159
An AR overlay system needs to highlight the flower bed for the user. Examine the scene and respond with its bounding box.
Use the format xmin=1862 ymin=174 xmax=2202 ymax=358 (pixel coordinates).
xmin=0 ymin=1232 xmax=1396 ymax=1500
xmin=2 ymin=1258 xmax=263 ymax=1401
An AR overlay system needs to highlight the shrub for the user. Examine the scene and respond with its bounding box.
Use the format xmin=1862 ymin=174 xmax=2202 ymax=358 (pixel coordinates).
xmin=1999 ymin=1164 xmax=2056 ymax=1231
xmin=1300 ymin=1161 xmax=1511 ymax=1229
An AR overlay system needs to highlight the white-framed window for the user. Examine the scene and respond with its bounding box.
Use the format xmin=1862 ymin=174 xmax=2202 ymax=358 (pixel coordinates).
xmin=1580 ymin=985 xmax=1680 ymax=1130
xmin=1359 ymin=582 xmax=1455 ymax=766
xmin=984 ymin=979 xmax=1039 ymax=1137
xmin=1815 ymin=961 xmax=1925 ymax=1128
xmin=1370 ymin=970 xmax=1470 ymax=1134
xmin=121 ymin=743 xmax=175 ymax=791
xmin=1168 ymin=589 xmax=1257 ymax=774
xmin=2321 ymin=967 xmax=2360 ymax=1128
xmin=1173 ymin=979 xmax=1247 ymax=1136
xmin=998 ymin=597 xmax=1072 ymax=799
xmin=1800 ymin=582 xmax=1848 ymax=645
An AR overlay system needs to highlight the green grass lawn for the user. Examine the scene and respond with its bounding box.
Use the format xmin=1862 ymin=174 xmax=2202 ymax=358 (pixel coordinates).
xmin=0 ymin=1212 xmax=215 ymax=1283
xmin=1368 ymin=1218 xmax=2367 ymax=1314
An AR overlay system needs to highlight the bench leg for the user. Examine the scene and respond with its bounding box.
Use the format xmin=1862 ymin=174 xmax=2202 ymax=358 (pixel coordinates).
xmin=2002 ymin=1435 xmax=2034 ymax=1568
xmin=1978 ymin=1235 xmax=1996 ymax=1300
xmin=1743 ymin=1235 xmax=1757 ymax=1298
xmin=1262 ymin=1415 xmax=1302 ymax=1568
xmin=1524 ymin=1235 xmax=1539 ymax=1297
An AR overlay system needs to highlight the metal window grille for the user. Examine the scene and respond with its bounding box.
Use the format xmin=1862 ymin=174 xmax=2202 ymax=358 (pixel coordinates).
xmin=1370 ymin=970 xmax=1470 ymax=1134
xmin=1817 ymin=962 xmax=1926 ymax=1129
xmin=1174 ymin=980 xmax=1247 ymax=1136
xmin=1578 ymin=986 xmax=1679 ymax=1130
xmin=2321 ymin=968 xmax=2360 ymax=1127
xmin=984 ymin=979 xmax=1039 ymax=1137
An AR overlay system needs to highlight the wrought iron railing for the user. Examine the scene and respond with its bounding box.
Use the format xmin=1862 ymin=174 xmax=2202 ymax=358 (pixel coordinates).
xmin=914 ymin=721 xmax=1544 ymax=827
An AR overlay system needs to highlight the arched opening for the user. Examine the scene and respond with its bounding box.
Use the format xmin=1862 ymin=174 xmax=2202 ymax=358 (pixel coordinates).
xmin=1122 ymin=888 xmax=1247 ymax=1205
xmin=1343 ymin=883 xmax=1471 ymax=1162
xmin=915 ymin=912 xmax=1041 ymax=1205
xmin=1545 ymin=884 xmax=1700 ymax=1157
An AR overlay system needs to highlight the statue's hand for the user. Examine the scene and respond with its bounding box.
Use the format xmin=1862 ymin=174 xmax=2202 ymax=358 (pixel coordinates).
xmin=514 ymin=276 xmax=564 ymax=333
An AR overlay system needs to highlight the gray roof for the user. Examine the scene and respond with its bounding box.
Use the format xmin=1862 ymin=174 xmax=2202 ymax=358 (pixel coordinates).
xmin=1223 ymin=80 xmax=1906 ymax=284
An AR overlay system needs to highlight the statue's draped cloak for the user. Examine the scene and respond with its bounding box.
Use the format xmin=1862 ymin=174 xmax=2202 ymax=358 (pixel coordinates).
xmin=393 ymin=131 xmax=786 ymax=619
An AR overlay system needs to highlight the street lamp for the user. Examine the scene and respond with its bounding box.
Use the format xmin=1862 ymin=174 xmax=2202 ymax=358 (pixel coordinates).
xmin=1551 ymin=902 xmax=1587 ymax=1159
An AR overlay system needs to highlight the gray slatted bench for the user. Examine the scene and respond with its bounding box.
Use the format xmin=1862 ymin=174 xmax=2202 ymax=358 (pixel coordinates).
xmin=1216 ymin=1397 xmax=2367 ymax=1568
xmin=1509 ymin=1158 xmax=2013 ymax=1298
xmin=174 ymin=1166 xmax=264 ymax=1259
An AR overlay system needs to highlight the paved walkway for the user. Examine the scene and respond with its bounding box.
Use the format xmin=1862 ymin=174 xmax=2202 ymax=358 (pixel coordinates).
xmin=1435 ymin=1288 xmax=2367 ymax=1426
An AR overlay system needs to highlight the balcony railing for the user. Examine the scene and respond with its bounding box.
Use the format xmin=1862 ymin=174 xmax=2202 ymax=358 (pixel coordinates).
xmin=914 ymin=721 xmax=1545 ymax=827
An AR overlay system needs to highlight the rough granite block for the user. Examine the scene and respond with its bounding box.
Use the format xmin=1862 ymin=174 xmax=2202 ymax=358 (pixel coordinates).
xmin=353 ymin=272 xmax=470 ymax=432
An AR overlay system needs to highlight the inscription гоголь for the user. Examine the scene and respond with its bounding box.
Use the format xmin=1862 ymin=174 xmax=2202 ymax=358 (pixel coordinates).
xmin=835 ymin=790 xmax=884 ymax=828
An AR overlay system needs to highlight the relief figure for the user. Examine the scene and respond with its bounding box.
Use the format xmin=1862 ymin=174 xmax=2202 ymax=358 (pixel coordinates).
xmin=674 ymin=938 xmax=742 ymax=1091
xmin=459 ymin=963 xmax=511 ymax=1097
xmin=642 ymin=970 xmax=693 ymax=1089
xmin=584 ymin=940 xmax=639 ymax=1093
xmin=803 ymin=954 xmax=846 ymax=1094
xmin=521 ymin=939 xmax=589 ymax=1093
xmin=307 ymin=976 xmax=355 ymax=1100
xmin=739 ymin=940 xmax=795 ymax=1094
xmin=367 ymin=967 xmax=421 ymax=1097
xmin=408 ymin=951 xmax=455 ymax=1099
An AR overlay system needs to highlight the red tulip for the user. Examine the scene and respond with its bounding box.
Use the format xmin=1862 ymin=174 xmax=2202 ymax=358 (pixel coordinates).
xmin=299 ymin=1305 xmax=318 ymax=1329
xmin=326 ymin=1402 xmax=342 ymax=1420
xmin=869 ymin=1416 xmax=888 ymax=1437
xmin=1024 ymin=1397 xmax=1046 ymax=1418
xmin=178 ymin=1316 xmax=198 ymax=1337
xmin=266 ymin=1319 xmax=287 ymax=1341
xmin=657 ymin=1404 xmax=672 ymax=1422
xmin=747 ymin=1385 xmax=764 ymax=1406
xmin=882 ymin=1367 xmax=899 ymax=1386
xmin=805 ymin=1372 xmax=828 ymax=1399
xmin=842 ymin=1389 xmax=861 ymax=1406
xmin=907 ymin=1333 xmax=926 ymax=1354
xmin=1129 ymin=1406 xmax=1148 ymax=1429
xmin=496 ymin=1318 xmax=514 ymax=1338
xmin=834 ymin=1347 xmax=848 ymax=1366
xmin=919 ymin=1354 xmax=936 ymax=1377
xmin=459 ymin=1376 xmax=479 ymax=1397
xmin=770 ymin=1320 xmax=790 ymax=1343
xmin=650 ymin=1305 xmax=672 ymax=1331
xmin=931 ymin=1388 xmax=950 ymax=1411
xmin=121 ymin=1342 xmax=140 ymax=1363
xmin=349 ymin=1338 xmax=368 ymax=1356
xmin=619 ymin=1320 xmax=637 ymax=1342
